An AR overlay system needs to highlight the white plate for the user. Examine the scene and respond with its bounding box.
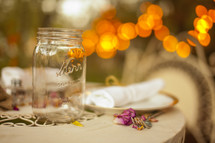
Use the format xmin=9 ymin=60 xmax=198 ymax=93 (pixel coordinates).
xmin=85 ymin=91 xmax=178 ymax=114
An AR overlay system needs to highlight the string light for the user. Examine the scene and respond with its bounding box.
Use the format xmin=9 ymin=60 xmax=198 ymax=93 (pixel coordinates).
xmin=198 ymin=33 xmax=211 ymax=46
xmin=82 ymin=1 xmax=215 ymax=59
xmin=176 ymin=42 xmax=191 ymax=58
xmin=82 ymin=7 xmax=132 ymax=58
xmin=163 ymin=35 xmax=178 ymax=52
xmin=82 ymin=39 xmax=96 ymax=56
xmin=96 ymin=20 xmax=116 ymax=35
xmin=96 ymin=43 xmax=117 ymax=59
xmin=101 ymin=7 xmax=116 ymax=20
xmin=117 ymin=37 xmax=130 ymax=51
xmin=82 ymin=30 xmax=99 ymax=56
xmin=208 ymin=9 xmax=215 ymax=22
xmin=195 ymin=5 xmax=208 ymax=18
xmin=135 ymin=24 xmax=152 ymax=38
xmin=187 ymin=3 xmax=214 ymax=49
xmin=117 ymin=23 xmax=137 ymax=40
xmin=187 ymin=38 xmax=196 ymax=47
xmin=154 ymin=25 xmax=170 ymax=41
xmin=99 ymin=32 xmax=119 ymax=52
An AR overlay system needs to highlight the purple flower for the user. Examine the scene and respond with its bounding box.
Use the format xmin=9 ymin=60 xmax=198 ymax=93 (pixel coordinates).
xmin=121 ymin=108 xmax=136 ymax=118
xmin=13 ymin=106 xmax=19 ymax=111
xmin=113 ymin=108 xmax=136 ymax=126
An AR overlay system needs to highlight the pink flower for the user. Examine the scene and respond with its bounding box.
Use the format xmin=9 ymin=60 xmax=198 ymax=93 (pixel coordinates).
xmin=121 ymin=108 xmax=136 ymax=118
xmin=141 ymin=115 xmax=146 ymax=121
xmin=113 ymin=108 xmax=136 ymax=126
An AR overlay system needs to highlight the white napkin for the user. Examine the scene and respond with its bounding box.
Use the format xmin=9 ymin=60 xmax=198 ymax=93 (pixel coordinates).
xmin=1 ymin=67 xmax=32 ymax=89
xmin=86 ymin=79 xmax=165 ymax=108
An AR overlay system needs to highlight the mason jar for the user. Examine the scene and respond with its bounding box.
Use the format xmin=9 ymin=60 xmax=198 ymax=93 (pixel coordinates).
xmin=32 ymin=28 xmax=86 ymax=123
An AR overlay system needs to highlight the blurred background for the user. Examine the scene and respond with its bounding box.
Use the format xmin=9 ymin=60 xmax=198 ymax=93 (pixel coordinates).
xmin=0 ymin=0 xmax=215 ymax=143
xmin=0 ymin=0 xmax=214 ymax=83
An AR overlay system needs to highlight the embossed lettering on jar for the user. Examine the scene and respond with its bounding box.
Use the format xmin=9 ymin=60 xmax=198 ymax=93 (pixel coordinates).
xmin=32 ymin=28 xmax=86 ymax=123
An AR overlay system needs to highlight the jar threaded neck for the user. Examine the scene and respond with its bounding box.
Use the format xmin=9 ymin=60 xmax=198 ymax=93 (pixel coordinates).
xmin=37 ymin=28 xmax=83 ymax=40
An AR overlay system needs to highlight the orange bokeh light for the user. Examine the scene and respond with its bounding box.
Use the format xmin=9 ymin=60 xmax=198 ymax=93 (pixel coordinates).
xmin=187 ymin=38 xmax=196 ymax=47
xmin=187 ymin=30 xmax=199 ymax=47
xmin=193 ymin=17 xmax=200 ymax=28
xmin=117 ymin=37 xmax=130 ymax=51
xmin=82 ymin=3 xmax=214 ymax=59
xmin=101 ymin=7 xmax=116 ymax=20
xmin=110 ymin=18 xmax=122 ymax=30
xmin=140 ymin=2 xmax=151 ymax=13
xmin=188 ymin=30 xmax=198 ymax=39
xmin=138 ymin=14 xmax=154 ymax=30
xmin=82 ymin=30 xmax=99 ymax=45
xmin=195 ymin=5 xmax=208 ymax=17
xmin=96 ymin=20 xmax=116 ymax=35
xmin=153 ymin=16 xmax=163 ymax=30
xmin=208 ymin=9 xmax=215 ymax=23
xmin=201 ymin=15 xmax=213 ymax=29
xmin=176 ymin=42 xmax=191 ymax=58
xmin=154 ymin=25 xmax=170 ymax=41
xmin=91 ymin=17 xmax=103 ymax=29
xmin=99 ymin=33 xmax=119 ymax=52
xmin=197 ymin=33 xmax=211 ymax=46
xmin=96 ymin=43 xmax=117 ymax=59
xmin=138 ymin=13 xmax=162 ymax=31
xmin=147 ymin=4 xmax=163 ymax=18
xmin=118 ymin=23 xmax=137 ymax=40
xmin=82 ymin=39 xmax=96 ymax=56
xmin=135 ymin=24 xmax=152 ymax=38
xmin=163 ymin=35 xmax=178 ymax=52
xmin=196 ymin=18 xmax=209 ymax=33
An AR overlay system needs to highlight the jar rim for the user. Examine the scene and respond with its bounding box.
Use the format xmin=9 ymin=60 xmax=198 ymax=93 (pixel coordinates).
xmin=37 ymin=27 xmax=83 ymax=40
xmin=38 ymin=27 xmax=83 ymax=33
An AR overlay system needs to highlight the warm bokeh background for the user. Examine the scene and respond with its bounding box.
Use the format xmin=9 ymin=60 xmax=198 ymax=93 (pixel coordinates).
xmin=0 ymin=0 xmax=214 ymax=83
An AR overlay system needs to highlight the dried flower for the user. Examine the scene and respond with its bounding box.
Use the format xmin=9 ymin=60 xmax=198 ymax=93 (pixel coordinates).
xmin=113 ymin=108 xmax=136 ymax=125
xmin=13 ymin=106 xmax=19 ymax=111
xmin=121 ymin=108 xmax=136 ymax=118
xmin=113 ymin=108 xmax=159 ymax=131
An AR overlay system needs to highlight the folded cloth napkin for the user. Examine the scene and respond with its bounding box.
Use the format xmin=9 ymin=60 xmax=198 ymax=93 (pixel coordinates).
xmin=86 ymin=79 xmax=164 ymax=108
xmin=1 ymin=67 xmax=71 ymax=91
xmin=1 ymin=67 xmax=32 ymax=90
xmin=0 ymin=85 xmax=12 ymax=110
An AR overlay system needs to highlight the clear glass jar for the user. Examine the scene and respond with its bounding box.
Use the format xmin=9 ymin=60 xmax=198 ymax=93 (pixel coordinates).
xmin=32 ymin=28 xmax=86 ymax=123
